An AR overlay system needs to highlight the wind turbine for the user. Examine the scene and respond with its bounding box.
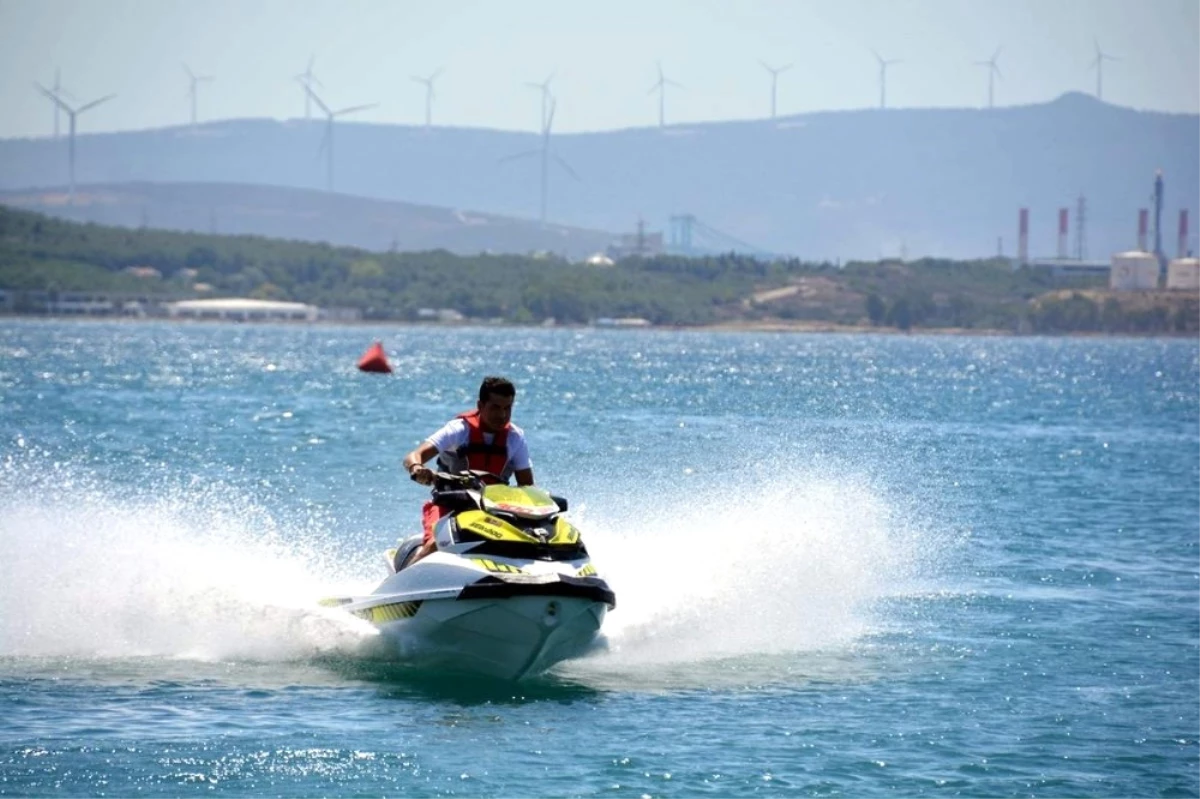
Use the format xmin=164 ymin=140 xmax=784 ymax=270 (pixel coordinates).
xmin=183 ymin=63 xmax=214 ymax=126
xmin=974 ymin=47 xmax=1002 ymax=108
xmin=411 ymin=68 xmax=442 ymax=128
xmin=1089 ymin=39 xmax=1118 ymax=101
xmin=500 ymin=97 xmax=580 ymax=225
xmin=525 ymin=73 xmax=554 ymax=130
xmin=34 ymin=83 xmax=114 ymax=202
xmin=760 ymin=61 xmax=792 ymax=119
xmin=41 ymin=68 xmax=73 ymax=138
xmin=303 ymin=84 xmax=376 ymax=192
xmin=873 ymin=50 xmax=900 ymax=109
xmin=648 ymin=61 xmax=682 ymax=128
xmin=295 ymin=55 xmax=321 ymax=119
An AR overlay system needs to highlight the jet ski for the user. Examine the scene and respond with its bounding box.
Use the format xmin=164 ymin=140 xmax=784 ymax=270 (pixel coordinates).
xmin=321 ymin=470 xmax=615 ymax=680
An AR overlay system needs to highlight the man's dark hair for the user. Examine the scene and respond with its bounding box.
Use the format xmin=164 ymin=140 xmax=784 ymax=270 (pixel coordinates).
xmin=479 ymin=376 xmax=516 ymax=404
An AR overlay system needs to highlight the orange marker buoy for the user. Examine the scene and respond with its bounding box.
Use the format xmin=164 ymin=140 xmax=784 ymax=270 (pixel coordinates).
xmin=357 ymin=341 xmax=392 ymax=373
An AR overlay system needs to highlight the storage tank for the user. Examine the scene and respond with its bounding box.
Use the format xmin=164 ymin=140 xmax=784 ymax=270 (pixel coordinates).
xmin=1166 ymin=258 xmax=1200 ymax=291
xmin=1109 ymin=251 xmax=1160 ymax=291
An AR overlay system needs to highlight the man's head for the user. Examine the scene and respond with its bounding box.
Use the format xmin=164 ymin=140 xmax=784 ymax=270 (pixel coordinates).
xmin=476 ymin=376 xmax=516 ymax=432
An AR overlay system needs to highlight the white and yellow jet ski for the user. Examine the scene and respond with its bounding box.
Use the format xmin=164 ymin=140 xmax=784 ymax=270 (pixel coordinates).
xmin=322 ymin=471 xmax=615 ymax=680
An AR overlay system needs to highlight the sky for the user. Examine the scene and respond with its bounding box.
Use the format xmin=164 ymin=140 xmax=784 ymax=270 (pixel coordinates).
xmin=0 ymin=0 xmax=1197 ymax=139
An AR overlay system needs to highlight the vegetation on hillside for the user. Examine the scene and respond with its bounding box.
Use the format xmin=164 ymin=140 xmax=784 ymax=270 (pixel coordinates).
xmin=0 ymin=206 xmax=1194 ymax=334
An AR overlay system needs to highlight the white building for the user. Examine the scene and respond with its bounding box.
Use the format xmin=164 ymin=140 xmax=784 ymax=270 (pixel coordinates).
xmin=167 ymin=298 xmax=319 ymax=322
xmin=1109 ymin=251 xmax=1160 ymax=291
xmin=1166 ymin=258 xmax=1200 ymax=291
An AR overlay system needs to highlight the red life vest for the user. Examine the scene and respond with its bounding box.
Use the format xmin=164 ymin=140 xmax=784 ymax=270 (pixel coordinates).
xmin=453 ymin=410 xmax=510 ymax=476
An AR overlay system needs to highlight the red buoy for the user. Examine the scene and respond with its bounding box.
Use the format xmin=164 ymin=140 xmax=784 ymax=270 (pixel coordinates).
xmin=357 ymin=341 xmax=392 ymax=373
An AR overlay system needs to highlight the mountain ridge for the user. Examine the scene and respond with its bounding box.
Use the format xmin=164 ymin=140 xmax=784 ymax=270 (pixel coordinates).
xmin=1 ymin=92 xmax=1196 ymax=260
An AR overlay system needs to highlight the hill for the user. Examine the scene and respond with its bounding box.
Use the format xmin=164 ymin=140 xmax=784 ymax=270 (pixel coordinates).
xmin=1 ymin=205 xmax=1194 ymax=334
xmin=0 ymin=181 xmax=616 ymax=259
xmin=0 ymin=94 xmax=1196 ymax=261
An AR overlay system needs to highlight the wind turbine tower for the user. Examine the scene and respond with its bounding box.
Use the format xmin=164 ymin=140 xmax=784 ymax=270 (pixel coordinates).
xmin=295 ymin=55 xmax=321 ymax=119
xmin=411 ymin=68 xmax=443 ymax=128
xmin=873 ymin=50 xmax=901 ymax=109
xmin=975 ymin=47 xmax=1002 ymax=108
xmin=648 ymin=61 xmax=682 ymax=127
xmin=525 ymin=73 xmax=554 ymax=130
xmin=1090 ymin=39 xmax=1118 ymax=101
xmin=183 ymin=63 xmax=214 ymax=127
xmin=500 ymin=97 xmax=580 ymax=225
xmin=303 ymin=84 xmax=376 ymax=192
xmin=760 ymin=61 xmax=792 ymax=119
xmin=34 ymin=83 xmax=114 ymax=203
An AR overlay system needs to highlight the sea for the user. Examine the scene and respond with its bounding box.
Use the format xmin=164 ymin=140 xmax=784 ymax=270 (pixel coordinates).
xmin=0 ymin=319 xmax=1196 ymax=798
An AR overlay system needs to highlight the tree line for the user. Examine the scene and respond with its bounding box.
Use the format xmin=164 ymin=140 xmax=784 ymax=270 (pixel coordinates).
xmin=0 ymin=206 xmax=1193 ymax=334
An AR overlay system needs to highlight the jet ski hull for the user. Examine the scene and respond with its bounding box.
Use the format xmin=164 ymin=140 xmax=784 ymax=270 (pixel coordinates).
xmin=373 ymin=594 xmax=607 ymax=680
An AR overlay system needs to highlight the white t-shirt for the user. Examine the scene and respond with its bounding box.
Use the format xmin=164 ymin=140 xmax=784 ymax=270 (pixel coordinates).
xmin=426 ymin=418 xmax=532 ymax=472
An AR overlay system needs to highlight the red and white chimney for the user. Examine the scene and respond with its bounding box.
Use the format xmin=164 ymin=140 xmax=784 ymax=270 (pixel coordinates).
xmin=1057 ymin=208 xmax=1069 ymax=259
xmin=1180 ymin=210 xmax=1190 ymax=258
xmin=1018 ymin=208 xmax=1029 ymax=265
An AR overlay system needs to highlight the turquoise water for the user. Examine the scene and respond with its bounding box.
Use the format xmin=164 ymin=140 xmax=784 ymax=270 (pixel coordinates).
xmin=0 ymin=320 xmax=1196 ymax=798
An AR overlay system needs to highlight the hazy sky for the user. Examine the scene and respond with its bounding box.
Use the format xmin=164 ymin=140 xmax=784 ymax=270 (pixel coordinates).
xmin=1 ymin=0 xmax=1197 ymax=139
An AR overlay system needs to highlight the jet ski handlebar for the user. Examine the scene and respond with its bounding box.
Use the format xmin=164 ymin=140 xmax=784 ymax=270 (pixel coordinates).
xmin=430 ymin=469 xmax=504 ymax=490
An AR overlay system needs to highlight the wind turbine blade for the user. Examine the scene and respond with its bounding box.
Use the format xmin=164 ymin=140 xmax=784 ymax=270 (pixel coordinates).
xmin=183 ymin=63 xmax=195 ymax=80
xmin=430 ymin=68 xmax=444 ymax=82
xmin=778 ymin=63 xmax=793 ymax=73
xmin=303 ymin=83 xmax=332 ymax=116
xmin=499 ymin=150 xmax=539 ymax=165
xmin=34 ymin=81 xmax=69 ymax=110
xmin=333 ymin=103 xmax=377 ymax=117
xmin=77 ymin=94 xmax=115 ymax=114
xmin=307 ymin=54 xmax=316 ymax=74
xmin=994 ymin=64 xmax=1003 ymax=79
xmin=412 ymin=76 xmax=429 ymax=85
xmin=992 ymin=46 xmax=1002 ymax=62
xmin=553 ymin=154 xmax=581 ymax=181
xmin=647 ymin=81 xmax=661 ymax=94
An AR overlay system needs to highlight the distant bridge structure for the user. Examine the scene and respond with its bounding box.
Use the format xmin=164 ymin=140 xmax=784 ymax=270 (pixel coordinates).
xmin=667 ymin=213 xmax=777 ymax=258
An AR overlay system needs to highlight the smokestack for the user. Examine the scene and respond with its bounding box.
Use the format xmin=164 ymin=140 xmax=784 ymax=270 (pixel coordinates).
xmin=1138 ymin=209 xmax=1148 ymax=251
xmin=1018 ymin=207 xmax=1029 ymax=265
xmin=1180 ymin=209 xmax=1190 ymax=258
xmin=1154 ymin=170 xmax=1165 ymax=264
xmin=1057 ymin=208 xmax=1069 ymax=259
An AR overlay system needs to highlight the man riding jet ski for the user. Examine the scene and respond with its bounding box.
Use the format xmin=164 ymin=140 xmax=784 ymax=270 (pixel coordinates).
xmin=320 ymin=376 xmax=614 ymax=680
xmin=402 ymin=375 xmax=533 ymax=567
xmin=322 ymin=469 xmax=615 ymax=680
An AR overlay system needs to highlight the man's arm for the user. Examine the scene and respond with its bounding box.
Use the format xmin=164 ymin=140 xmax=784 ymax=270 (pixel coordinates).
xmin=403 ymin=441 xmax=440 ymax=485
xmin=514 ymin=467 xmax=534 ymax=487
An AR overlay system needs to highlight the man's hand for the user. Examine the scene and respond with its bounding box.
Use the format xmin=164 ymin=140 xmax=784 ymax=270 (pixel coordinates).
xmin=409 ymin=464 xmax=434 ymax=485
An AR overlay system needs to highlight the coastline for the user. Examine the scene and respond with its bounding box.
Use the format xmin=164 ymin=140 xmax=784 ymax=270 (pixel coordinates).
xmin=3 ymin=312 xmax=1196 ymax=339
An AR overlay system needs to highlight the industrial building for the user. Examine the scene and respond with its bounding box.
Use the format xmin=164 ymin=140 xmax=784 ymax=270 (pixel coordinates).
xmin=1109 ymin=252 xmax=1161 ymax=291
xmin=1166 ymin=258 xmax=1200 ymax=291
xmin=166 ymin=298 xmax=320 ymax=322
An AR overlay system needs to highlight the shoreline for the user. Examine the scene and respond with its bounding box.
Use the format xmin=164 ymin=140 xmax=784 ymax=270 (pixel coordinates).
xmin=2 ymin=312 xmax=1196 ymax=339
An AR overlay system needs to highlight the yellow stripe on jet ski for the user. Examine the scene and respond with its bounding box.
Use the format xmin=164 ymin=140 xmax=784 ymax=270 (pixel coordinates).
xmin=354 ymin=601 xmax=423 ymax=623
xmin=470 ymin=557 xmax=525 ymax=574
xmin=551 ymin=518 xmax=581 ymax=545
